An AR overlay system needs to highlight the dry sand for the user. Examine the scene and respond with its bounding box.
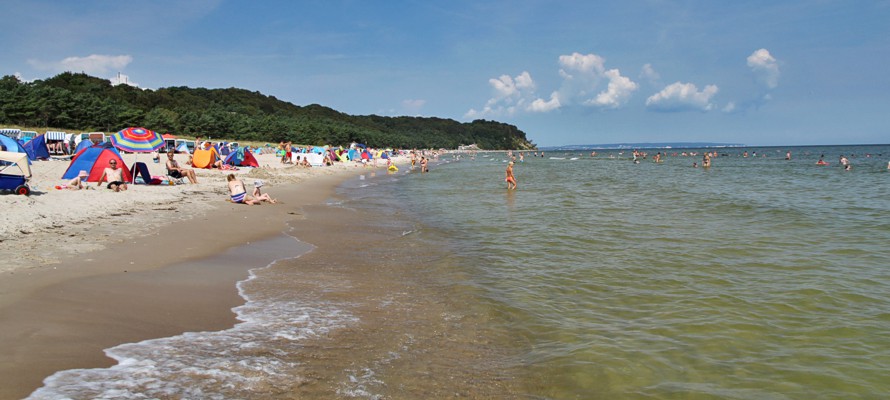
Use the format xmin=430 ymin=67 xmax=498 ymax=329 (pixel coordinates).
xmin=0 ymin=151 xmax=406 ymax=399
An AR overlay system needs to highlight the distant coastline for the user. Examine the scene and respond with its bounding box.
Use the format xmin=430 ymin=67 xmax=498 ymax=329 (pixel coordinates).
xmin=542 ymin=142 xmax=745 ymax=150
xmin=541 ymin=142 xmax=890 ymax=151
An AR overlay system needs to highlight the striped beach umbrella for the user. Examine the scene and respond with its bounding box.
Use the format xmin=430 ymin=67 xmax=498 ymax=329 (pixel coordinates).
xmin=110 ymin=127 xmax=164 ymax=153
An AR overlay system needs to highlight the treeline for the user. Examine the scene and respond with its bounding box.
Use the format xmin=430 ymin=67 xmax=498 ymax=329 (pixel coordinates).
xmin=0 ymin=72 xmax=535 ymax=150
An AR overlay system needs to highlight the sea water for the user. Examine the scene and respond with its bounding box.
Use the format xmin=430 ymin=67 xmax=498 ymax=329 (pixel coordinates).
xmin=30 ymin=145 xmax=890 ymax=399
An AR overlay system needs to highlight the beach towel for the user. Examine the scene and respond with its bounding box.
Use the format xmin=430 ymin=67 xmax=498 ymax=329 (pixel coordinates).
xmin=130 ymin=162 xmax=154 ymax=184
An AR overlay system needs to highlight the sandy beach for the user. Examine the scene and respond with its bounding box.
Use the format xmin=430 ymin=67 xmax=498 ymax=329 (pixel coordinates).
xmin=0 ymin=151 xmax=404 ymax=399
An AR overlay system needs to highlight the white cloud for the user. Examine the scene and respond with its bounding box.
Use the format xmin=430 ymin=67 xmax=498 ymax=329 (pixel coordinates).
xmin=513 ymin=71 xmax=535 ymax=91
xmin=467 ymin=52 xmax=638 ymax=118
xmin=646 ymin=82 xmax=719 ymax=112
xmin=29 ymin=54 xmax=133 ymax=76
xmin=555 ymin=52 xmax=637 ymax=109
xmin=640 ymin=63 xmax=660 ymax=85
xmin=465 ymin=71 xmax=538 ymax=118
xmin=528 ymin=92 xmax=561 ymax=112
xmin=747 ymin=48 xmax=779 ymax=89
xmin=722 ymin=102 xmax=736 ymax=113
xmin=559 ymin=52 xmax=606 ymax=75
xmin=585 ymin=69 xmax=638 ymax=108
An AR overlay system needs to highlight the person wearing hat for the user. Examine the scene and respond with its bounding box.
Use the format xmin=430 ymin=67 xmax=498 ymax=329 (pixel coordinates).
xmin=251 ymin=179 xmax=277 ymax=204
xmin=59 ymin=170 xmax=88 ymax=190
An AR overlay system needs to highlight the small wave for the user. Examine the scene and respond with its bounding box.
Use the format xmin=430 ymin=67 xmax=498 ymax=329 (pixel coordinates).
xmin=29 ymin=235 xmax=356 ymax=399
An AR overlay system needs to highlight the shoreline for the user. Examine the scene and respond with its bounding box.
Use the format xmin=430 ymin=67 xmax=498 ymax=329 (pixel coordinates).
xmin=0 ymin=153 xmax=395 ymax=399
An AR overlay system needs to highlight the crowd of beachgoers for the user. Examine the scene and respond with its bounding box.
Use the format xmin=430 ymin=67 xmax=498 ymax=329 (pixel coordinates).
xmin=0 ymin=132 xmax=444 ymax=273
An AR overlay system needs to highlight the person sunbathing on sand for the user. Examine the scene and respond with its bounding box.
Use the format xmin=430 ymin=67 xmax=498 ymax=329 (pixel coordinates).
xmin=251 ymin=180 xmax=277 ymax=204
xmin=97 ymin=160 xmax=127 ymax=192
xmin=227 ymin=174 xmax=257 ymax=205
xmin=57 ymin=170 xmax=88 ymax=190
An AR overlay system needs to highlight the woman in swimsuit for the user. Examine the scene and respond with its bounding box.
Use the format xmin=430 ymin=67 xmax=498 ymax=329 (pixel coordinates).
xmin=505 ymin=161 xmax=517 ymax=190
xmin=227 ymin=174 xmax=257 ymax=205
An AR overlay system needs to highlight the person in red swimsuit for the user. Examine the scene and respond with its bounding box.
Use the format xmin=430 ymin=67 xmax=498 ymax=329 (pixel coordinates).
xmin=505 ymin=161 xmax=517 ymax=190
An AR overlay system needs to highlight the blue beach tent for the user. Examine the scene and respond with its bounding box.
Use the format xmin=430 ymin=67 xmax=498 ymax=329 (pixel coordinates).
xmin=73 ymin=138 xmax=94 ymax=155
xmin=23 ymin=134 xmax=51 ymax=161
xmin=224 ymin=147 xmax=259 ymax=167
xmin=0 ymin=135 xmax=31 ymax=164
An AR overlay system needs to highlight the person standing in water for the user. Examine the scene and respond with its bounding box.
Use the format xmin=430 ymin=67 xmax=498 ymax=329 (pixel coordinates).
xmin=505 ymin=161 xmax=517 ymax=190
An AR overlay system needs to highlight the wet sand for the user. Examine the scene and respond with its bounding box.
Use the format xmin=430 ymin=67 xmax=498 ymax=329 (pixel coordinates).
xmin=0 ymin=173 xmax=349 ymax=400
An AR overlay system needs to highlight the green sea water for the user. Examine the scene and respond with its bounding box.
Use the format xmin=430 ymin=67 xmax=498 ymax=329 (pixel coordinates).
xmin=28 ymin=145 xmax=890 ymax=399
xmin=359 ymin=145 xmax=890 ymax=399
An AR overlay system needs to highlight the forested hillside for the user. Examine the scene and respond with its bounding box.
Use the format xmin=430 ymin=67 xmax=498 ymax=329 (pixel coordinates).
xmin=0 ymin=72 xmax=535 ymax=150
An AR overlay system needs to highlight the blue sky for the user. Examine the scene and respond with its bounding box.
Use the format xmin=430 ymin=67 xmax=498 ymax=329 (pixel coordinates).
xmin=2 ymin=0 xmax=888 ymax=147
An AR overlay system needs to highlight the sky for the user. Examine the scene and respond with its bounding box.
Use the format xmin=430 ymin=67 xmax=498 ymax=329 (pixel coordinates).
xmin=2 ymin=0 xmax=888 ymax=147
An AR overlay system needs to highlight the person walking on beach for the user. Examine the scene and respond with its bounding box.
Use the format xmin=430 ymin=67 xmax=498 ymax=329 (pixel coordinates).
xmin=505 ymin=161 xmax=517 ymax=190
xmin=97 ymin=159 xmax=128 ymax=192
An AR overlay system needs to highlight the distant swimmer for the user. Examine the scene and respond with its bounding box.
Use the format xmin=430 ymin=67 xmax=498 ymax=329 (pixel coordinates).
xmin=816 ymin=159 xmax=829 ymax=166
xmin=505 ymin=161 xmax=517 ymax=190
xmin=785 ymin=151 xmax=792 ymax=160
xmin=702 ymin=152 xmax=711 ymax=168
